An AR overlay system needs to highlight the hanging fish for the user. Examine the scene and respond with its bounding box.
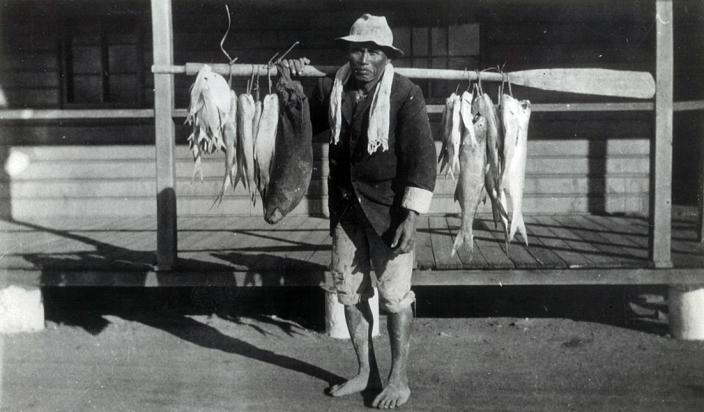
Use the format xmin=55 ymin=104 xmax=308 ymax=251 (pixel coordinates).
xmin=263 ymin=64 xmax=313 ymax=224
xmin=500 ymin=94 xmax=531 ymax=246
xmin=214 ymin=89 xmax=239 ymax=205
xmin=237 ymin=93 xmax=257 ymax=203
xmin=459 ymin=90 xmax=476 ymax=147
xmin=474 ymin=92 xmax=509 ymax=243
xmin=254 ymin=93 xmax=280 ymax=202
xmin=452 ymin=114 xmax=488 ymax=257
xmin=185 ymin=64 xmax=235 ymax=182
xmin=438 ymin=93 xmax=461 ymax=179
xmin=252 ymin=99 xmax=263 ymax=145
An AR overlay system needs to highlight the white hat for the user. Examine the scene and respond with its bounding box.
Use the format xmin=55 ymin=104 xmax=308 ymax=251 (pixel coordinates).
xmin=336 ymin=14 xmax=404 ymax=58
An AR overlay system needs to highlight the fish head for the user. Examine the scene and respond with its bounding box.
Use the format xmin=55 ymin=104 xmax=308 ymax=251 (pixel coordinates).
xmin=264 ymin=207 xmax=284 ymax=224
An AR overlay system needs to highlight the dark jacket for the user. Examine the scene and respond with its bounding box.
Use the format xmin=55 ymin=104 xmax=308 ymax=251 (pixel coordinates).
xmin=312 ymin=72 xmax=437 ymax=245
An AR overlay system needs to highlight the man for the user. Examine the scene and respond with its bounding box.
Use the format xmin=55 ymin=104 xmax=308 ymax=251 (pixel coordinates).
xmin=284 ymin=14 xmax=436 ymax=409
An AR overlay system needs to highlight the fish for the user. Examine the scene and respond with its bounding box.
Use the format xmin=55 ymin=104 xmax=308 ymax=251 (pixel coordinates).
xmin=185 ymin=64 xmax=234 ymax=182
xmin=459 ymin=90 xmax=476 ymax=147
xmin=438 ymin=93 xmax=461 ymax=179
xmin=474 ymin=92 xmax=509 ymax=241
xmin=452 ymin=115 xmax=488 ymax=257
xmin=263 ymin=69 xmax=313 ymax=224
xmin=214 ymin=89 xmax=239 ymax=206
xmin=252 ymin=99 xmax=263 ymax=144
xmin=254 ymin=93 xmax=279 ymax=202
xmin=237 ymin=93 xmax=257 ymax=203
xmin=500 ymin=94 xmax=532 ymax=245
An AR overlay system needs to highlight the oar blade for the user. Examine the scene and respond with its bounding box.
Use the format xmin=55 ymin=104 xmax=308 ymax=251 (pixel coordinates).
xmin=509 ymin=68 xmax=655 ymax=99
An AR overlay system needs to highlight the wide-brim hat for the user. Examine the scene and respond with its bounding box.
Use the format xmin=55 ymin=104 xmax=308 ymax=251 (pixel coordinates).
xmin=335 ymin=14 xmax=404 ymax=58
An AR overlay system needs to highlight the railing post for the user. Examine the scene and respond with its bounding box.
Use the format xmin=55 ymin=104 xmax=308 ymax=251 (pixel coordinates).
xmin=699 ymin=115 xmax=704 ymax=243
xmin=151 ymin=0 xmax=177 ymax=270
xmin=649 ymin=0 xmax=674 ymax=268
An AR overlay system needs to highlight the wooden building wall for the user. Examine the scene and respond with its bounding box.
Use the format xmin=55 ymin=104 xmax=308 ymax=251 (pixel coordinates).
xmin=0 ymin=0 xmax=701 ymax=219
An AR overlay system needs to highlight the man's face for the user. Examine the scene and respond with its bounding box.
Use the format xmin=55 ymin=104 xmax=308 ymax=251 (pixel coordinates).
xmin=347 ymin=43 xmax=389 ymax=84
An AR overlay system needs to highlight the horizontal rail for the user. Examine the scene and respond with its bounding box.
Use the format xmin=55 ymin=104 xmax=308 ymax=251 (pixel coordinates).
xmin=3 ymin=267 xmax=704 ymax=288
xmin=2 ymin=101 xmax=703 ymax=121
xmin=0 ymin=109 xmax=155 ymax=120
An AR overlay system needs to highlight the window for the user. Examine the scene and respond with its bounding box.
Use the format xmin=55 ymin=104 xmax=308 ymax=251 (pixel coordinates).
xmin=61 ymin=16 xmax=144 ymax=107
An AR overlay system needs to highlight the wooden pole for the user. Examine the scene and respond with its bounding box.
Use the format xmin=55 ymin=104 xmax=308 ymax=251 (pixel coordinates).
xmin=155 ymin=63 xmax=655 ymax=99
xmin=699 ymin=120 xmax=704 ymax=243
xmin=649 ymin=0 xmax=674 ymax=268
xmin=151 ymin=0 xmax=177 ymax=270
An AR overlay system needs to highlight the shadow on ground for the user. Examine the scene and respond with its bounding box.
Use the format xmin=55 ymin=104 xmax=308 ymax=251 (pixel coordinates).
xmin=414 ymin=285 xmax=669 ymax=336
xmin=44 ymin=284 xmax=670 ymax=338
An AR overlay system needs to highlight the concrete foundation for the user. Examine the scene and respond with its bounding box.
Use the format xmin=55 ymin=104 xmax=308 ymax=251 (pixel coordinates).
xmin=0 ymin=286 xmax=44 ymax=334
xmin=325 ymin=288 xmax=380 ymax=339
xmin=668 ymin=285 xmax=704 ymax=340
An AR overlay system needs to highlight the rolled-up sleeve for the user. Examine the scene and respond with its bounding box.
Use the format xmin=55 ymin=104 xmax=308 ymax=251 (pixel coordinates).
xmin=397 ymin=84 xmax=437 ymax=214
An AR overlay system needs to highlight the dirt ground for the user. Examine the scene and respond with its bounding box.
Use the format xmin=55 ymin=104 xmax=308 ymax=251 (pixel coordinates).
xmin=2 ymin=287 xmax=704 ymax=411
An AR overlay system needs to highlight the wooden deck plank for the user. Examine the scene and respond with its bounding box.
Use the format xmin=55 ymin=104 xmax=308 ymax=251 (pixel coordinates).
xmin=529 ymin=216 xmax=594 ymax=268
xmin=554 ymin=215 xmax=645 ymax=267
xmin=429 ymin=216 xmax=464 ymax=270
xmin=415 ymin=216 xmax=435 ymax=270
xmin=279 ymin=216 xmax=328 ymax=271
xmin=300 ymin=217 xmax=332 ymax=268
xmin=472 ymin=217 xmax=514 ymax=269
xmin=582 ymin=215 xmax=644 ymax=247
xmin=445 ymin=215 xmax=489 ymax=269
xmin=581 ymin=215 xmax=649 ymax=259
xmin=602 ymin=216 xmax=649 ymax=246
xmin=521 ymin=215 xmax=568 ymax=269
xmin=539 ymin=216 xmax=618 ymax=266
xmin=193 ymin=216 xmax=308 ymax=271
xmin=4 ymin=215 xmax=704 ymax=284
xmin=484 ymin=220 xmax=542 ymax=269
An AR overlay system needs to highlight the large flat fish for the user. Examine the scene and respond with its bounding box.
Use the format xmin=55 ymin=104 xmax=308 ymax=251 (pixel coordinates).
xmin=500 ymin=94 xmax=531 ymax=245
xmin=237 ymin=93 xmax=257 ymax=203
xmin=452 ymin=115 xmax=488 ymax=257
xmin=263 ymin=72 xmax=313 ymax=224
xmin=254 ymin=93 xmax=279 ymax=202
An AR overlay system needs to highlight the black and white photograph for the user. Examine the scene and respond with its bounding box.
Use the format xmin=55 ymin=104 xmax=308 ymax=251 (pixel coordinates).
xmin=1 ymin=0 xmax=703 ymax=410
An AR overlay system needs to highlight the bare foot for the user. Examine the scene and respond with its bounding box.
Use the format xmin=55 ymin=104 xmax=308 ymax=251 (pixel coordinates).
xmin=372 ymin=382 xmax=410 ymax=409
xmin=328 ymin=373 xmax=380 ymax=397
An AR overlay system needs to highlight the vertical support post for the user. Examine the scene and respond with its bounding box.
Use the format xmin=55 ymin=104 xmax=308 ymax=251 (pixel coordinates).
xmin=649 ymin=0 xmax=674 ymax=268
xmin=151 ymin=0 xmax=177 ymax=270
xmin=699 ymin=129 xmax=704 ymax=242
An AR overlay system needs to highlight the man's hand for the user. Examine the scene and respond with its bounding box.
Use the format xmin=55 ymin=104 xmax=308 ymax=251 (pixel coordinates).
xmin=280 ymin=58 xmax=310 ymax=77
xmin=391 ymin=209 xmax=418 ymax=254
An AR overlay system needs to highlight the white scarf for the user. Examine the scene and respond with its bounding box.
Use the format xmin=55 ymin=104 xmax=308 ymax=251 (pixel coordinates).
xmin=329 ymin=62 xmax=395 ymax=154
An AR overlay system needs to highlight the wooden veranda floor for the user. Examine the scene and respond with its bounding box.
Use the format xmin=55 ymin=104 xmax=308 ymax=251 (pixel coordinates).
xmin=2 ymin=214 xmax=703 ymax=288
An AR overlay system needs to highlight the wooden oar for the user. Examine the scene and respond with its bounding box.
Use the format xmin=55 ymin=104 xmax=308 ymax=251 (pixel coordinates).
xmin=179 ymin=63 xmax=655 ymax=99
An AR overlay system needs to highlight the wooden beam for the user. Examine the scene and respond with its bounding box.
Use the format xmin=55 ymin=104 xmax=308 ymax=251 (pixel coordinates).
xmin=4 ymin=267 xmax=704 ymax=288
xmin=151 ymin=0 xmax=177 ymax=270
xmin=649 ymin=0 xmax=674 ymax=268
xmin=0 ymin=109 xmax=154 ymax=120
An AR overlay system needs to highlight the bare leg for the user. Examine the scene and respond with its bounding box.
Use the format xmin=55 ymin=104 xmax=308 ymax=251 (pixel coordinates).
xmin=328 ymin=300 xmax=381 ymax=397
xmin=372 ymin=305 xmax=412 ymax=409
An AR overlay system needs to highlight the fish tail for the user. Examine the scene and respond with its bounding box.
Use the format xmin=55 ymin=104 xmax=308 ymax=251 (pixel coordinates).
xmin=451 ymin=229 xmax=473 ymax=257
xmin=509 ymin=212 xmax=528 ymax=247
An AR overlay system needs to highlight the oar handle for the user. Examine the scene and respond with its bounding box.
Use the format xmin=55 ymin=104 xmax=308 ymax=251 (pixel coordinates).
xmin=183 ymin=62 xmax=503 ymax=82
